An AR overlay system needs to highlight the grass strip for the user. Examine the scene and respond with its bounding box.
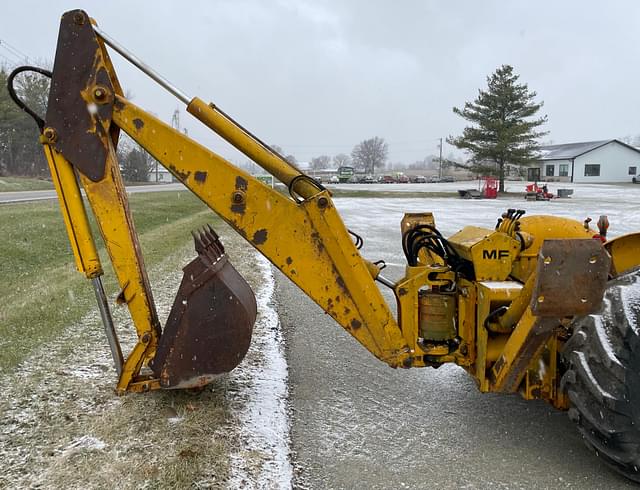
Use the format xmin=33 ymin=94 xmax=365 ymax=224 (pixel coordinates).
xmin=0 ymin=191 xmax=220 ymax=372
xmin=0 ymin=176 xmax=54 ymax=192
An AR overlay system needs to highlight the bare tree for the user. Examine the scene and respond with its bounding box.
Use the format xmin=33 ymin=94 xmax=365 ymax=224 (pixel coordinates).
xmin=333 ymin=153 xmax=351 ymax=167
xmin=310 ymin=155 xmax=330 ymax=170
xmin=269 ymin=144 xmax=297 ymax=165
xmin=351 ymin=137 xmax=388 ymax=175
xmin=284 ymin=154 xmax=297 ymax=165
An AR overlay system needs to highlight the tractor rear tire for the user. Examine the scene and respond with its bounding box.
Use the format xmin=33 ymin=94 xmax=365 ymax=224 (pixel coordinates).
xmin=561 ymin=269 xmax=640 ymax=482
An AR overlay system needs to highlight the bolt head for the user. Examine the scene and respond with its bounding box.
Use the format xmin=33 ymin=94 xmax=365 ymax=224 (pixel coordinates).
xmin=232 ymin=191 xmax=245 ymax=204
xmin=73 ymin=12 xmax=86 ymax=25
xmin=317 ymin=196 xmax=329 ymax=209
xmin=92 ymin=86 xmax=110 ymax=103
xmin=43 ymin=127 xmax=57 ymax=142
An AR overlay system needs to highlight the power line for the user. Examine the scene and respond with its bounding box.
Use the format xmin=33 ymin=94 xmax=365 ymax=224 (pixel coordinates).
xmin=0 ymin=46 xmax=21 ymax=65
xmin=0 ymin=38 xmax=31 ymax=63
xmin=0 ymin=52 xmax=16 ymax=66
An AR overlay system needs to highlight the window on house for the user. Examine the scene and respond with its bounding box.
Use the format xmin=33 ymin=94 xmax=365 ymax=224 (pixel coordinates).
xmin=584 ymin=164 xmax=600 ymax=177
xmin=559 ymin=164 xmax=569 ymax=177
xmin=545 ymin=165 xmax=554 ymax=177
xmin=629 ymin=166 xmax=637 ymax=175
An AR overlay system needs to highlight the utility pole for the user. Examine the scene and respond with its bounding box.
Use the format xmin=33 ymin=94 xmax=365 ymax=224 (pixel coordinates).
xmin=438 ymin=138 xmax=443 ymax=179
xmin=168 ymin=109 xmax=183 ymax=183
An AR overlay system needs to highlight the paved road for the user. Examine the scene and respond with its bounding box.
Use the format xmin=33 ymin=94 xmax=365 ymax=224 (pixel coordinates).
xmin=278 ymin=276 xmax=634 ymax=489
xmin=278 ymin=195 xmax=638 ymax=489
xmin=0 ymin=183 xmax=185 ymax=204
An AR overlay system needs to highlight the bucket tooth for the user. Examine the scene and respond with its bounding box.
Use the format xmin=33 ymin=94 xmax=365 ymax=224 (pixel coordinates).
xmin=152 ymin=226 xmax=257 ymax=389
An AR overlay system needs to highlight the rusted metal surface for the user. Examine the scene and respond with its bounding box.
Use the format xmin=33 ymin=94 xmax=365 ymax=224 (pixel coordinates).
xmin=531 ymin=239 xmax=610 ymax=317
xmin=152 ymin=226 xmax=257 ymax=389
xmin=45 ymin=9 xmax=113 ymax=181
xmin=490 ymin=239 xmax=610 ymax=393
xmin=489 ymin=316 xmax=557 ymax=392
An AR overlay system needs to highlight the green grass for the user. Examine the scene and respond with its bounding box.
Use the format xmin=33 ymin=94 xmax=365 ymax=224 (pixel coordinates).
xmin=0 ymin=191 xmax=219 ymax=372
xmin=0 ymin=176 xmax=54 ymax=192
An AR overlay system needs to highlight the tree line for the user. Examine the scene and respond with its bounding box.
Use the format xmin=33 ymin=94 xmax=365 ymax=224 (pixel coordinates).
xmin=0 ymin=68 xmax=48 ymax=176
xmin=10 ymin=62 xmax=631 ymax=192
xmin=303 ymin=136 xmax=389 ymax=174
xmin=286 ymin=65 xmax=552 ymax=191
xmin=0 ymin=66 xmax=158 ymax=182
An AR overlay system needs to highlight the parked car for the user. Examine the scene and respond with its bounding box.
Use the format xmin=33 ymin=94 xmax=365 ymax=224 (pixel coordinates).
xmin=396 ymin=174 xmax=410 ymax=183
xmin=380 ymin=175 xmax=396 ymax=184
xmin=428 ymin=176 xmax=441 ymax=183
xmin=441 ymin=176 xmax=455 ymax=183
xmin=362 ymin=175 xmax=376 ymax=184
xmin=410 ymin=175 xmax=427 ymax=183
xmin=329 ymin=175 xmax=339 ymax=184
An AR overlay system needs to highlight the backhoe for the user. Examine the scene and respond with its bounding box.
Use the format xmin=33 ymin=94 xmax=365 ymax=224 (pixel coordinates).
xmin=8 ymin=9 xmax=640 ymax=482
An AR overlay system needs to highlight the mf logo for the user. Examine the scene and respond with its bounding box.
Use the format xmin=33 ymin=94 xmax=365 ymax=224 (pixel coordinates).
xmin=482 ymin=249 xmax=510 ymax=259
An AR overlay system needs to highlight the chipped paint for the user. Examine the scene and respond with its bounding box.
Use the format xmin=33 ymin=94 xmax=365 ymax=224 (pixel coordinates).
xmin=169 ymin=165 xmax=191 ymax=182
xmin=194 ymin=171 xmax=207 ymax=183
xmin=235 ymin=175 xmax=248 ymax=191
xmin=252 ymin=229 xmax=268 ymax=245
xmin=310 ymin=231 xmax=325 ymax=254
xmin=133 ymin=118 xmax=144 ymax=130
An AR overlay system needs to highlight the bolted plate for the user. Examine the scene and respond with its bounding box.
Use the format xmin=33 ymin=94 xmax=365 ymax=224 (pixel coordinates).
xmin=531 ymin=239 xmax=611 ymax=317
xmin=46 ymin=9 xmax=114 ymax=181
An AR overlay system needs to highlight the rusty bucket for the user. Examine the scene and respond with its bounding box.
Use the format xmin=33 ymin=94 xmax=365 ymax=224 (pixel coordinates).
xmin=152 ymin=225 xmax=257 ymax=389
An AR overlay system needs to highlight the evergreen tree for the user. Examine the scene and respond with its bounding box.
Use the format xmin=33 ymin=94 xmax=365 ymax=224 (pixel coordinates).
xmin=121 ymin=147 xmax=153 ymax=182
xmin=0 ymin=67 xmax=50 ymax=176
xmin=448 ymin=65 xmax=547 ymax=192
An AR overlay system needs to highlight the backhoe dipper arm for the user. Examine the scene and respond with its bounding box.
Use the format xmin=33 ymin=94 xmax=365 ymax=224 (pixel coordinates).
xmin=38 ymin=9 xmax=411 ymax=391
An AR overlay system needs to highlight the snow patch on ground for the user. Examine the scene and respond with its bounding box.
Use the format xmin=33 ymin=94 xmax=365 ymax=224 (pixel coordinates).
xmin=0 ymin=241 xmax=293 ymax=488
xmin=61 ymin=435 xmax=107 ymax=455
xmin=229 ymin=255 xmax=293 ymax=489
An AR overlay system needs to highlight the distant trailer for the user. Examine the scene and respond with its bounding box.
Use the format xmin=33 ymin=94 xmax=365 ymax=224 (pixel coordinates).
xmin=337 ymin=166 xmax=355 ymax=183
xmin=458 ymin=189 xmax=483 ymax=199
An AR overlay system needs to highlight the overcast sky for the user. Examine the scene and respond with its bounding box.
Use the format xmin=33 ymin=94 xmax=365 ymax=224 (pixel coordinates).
xmin=2 ymin=1 xmax=640 ymax=165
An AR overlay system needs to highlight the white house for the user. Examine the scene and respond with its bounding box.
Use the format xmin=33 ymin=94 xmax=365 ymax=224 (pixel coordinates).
xmin=148 ymin=168 xmax=175 ymax=183
xmin=527 ymin=139 xmax=640 ymax=183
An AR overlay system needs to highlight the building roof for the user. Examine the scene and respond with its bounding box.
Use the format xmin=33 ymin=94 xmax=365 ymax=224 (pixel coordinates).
xmin=538 ymin=139 xmax=640 ymax=161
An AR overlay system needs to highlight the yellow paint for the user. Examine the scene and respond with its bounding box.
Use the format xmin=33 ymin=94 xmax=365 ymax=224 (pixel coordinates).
xmin=41 ymin=15 xmax=621 ymax=405
xmin=447 ymin=227 xmax=520 ymax=280
xmin=41 ymin=143 xmax=102 ymax=278
xmin=605 ymin=232 xmax=640 ymax=277
xmin=113 ymin=96 xmax=411 ymax=367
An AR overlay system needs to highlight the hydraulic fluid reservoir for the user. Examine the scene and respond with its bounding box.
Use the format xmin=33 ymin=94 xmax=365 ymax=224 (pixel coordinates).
xmin=418 ymin=290 xmax=457 ymax=341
